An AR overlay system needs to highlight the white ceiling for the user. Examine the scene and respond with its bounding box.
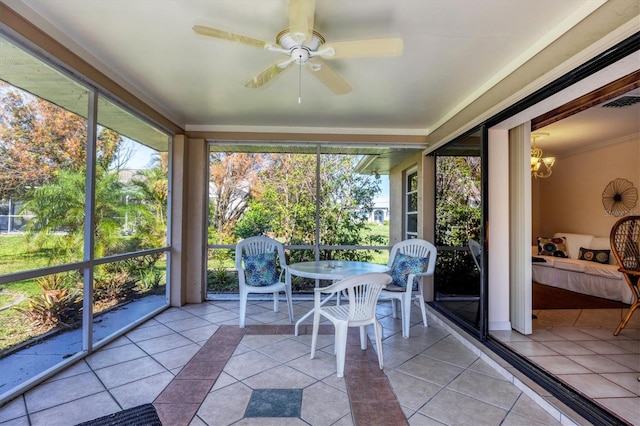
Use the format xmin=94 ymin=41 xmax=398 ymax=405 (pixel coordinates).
xmin=4 ymin=0 xmax=638 ymax=162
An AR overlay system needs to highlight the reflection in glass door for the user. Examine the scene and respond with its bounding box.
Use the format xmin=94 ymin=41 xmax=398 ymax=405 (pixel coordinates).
xmin=432 ymin=128 xmax=486 ymax=337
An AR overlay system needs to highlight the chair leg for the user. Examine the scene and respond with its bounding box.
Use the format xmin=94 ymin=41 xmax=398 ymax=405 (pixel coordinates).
xmin=401 ymin=293 xmax=412 ymax=338
xmin=374 ymin=319 xmax=384 ymax=370
xmin=334 ymin=323 xmax=348 ymax=378
xmin=272 ymin=292 xmax=279 ymax=313
xmin=359 ymin=325 xmax=367 ymax=350
xmin=239 ymin=290 xmax=248 ymax=328
xmin=391 ymin=298 xmax=398 ymax=318
xmin=310 ymin=309 xmax=321 ymax=359
xmin=417 ymin=293 xmax=428 ymax=327
xmin=285 ymin=287 xmax=294 ymax=323
xmin=614 ymin=301 xmax=639 ymax=336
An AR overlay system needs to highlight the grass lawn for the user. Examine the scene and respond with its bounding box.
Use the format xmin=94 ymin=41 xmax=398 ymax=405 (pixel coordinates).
xmin=0 ymin=234 xmax=167 ymax=353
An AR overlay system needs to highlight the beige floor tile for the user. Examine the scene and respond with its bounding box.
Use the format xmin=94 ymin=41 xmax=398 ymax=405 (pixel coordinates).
xmin=109 ymin=371 xmax=174 ymax=408
xmin=257 ymin=338 xmax=312 ymax=363
xmin=25 ymin=372 xmax=105 ymax=413
xmin=546 ymin=327 xmax=599 ymax=341
xmin=125 ymin=322 xmax=175 ymax=342
xmin=197 ymin=381 xmax=252 ymax=425
xmin=85 ymin=342 xmax=148 ymax=369
xmin=135 ymin=332 xmax=194 ymax=354
xmin=503 ymin=341 xmax=558 ymax=357
xmin=287 ymin=350 xmax=338 ymax=380
xmin=0 ymin=397 xmax=26 ymax=423
xmin=223 ymin=350 xmax=280 ymax=380
xmin=501 ymin=411 xmax=551 ymax=426
xmin=320 ymin=373 xmax=347 ymax=393
xmin=594 ymin=397 xmax=640 ymax=425
xmin=422 ymin=335 xmax=479 ymax=368
xmin=489 ymin=330 xmax=532 ymax=342
xmin=331 ymin=413 xmax=355 ymax=426
xmin=577 ymin=339 xmax=633 ymax=354
xmin=509 ymin=393 xmax=562 ymax=425
xmin=210 ymin=371 xmax=238 ymax=391
xmin=606 ymin=353 xmax=640 ymax=370
xmin=418 ymin=388 xmax=508 ymax=425
xmin=153 ymin=308 xmax=196 ymax=323
xmin=539 ymin=340 xmax=595 ymax=356
xmin=163 ymin=314 xmax=212 ymax=332
xmin=559 ymin=374 xmax=635 ymax=398
xmin=386 ymin=369 xmax=442 ymax=411
xmin=93 ymin=356 xmax=166 ymax=388
xmin=179 ymin=324 xmax=219 ymax=344
xmin=152 ymin=342 xmax=201 ymax=370
xmin=242 ymin=364 xmax=316 ymax=389
xmin=608 ymin=338 xmax=640 ymax=353
xmin=600 ymin=372 xmax=640 ymax=394
xmin=301 ymin=381 xmax=350 ymax=426
xmin=567 ymin=354 xmax=634 ymax=373
xmin=407 ymin=411 xmax=447 ymax=425
xmin=28 ymin=392 xmax=119 ymax=426
xmin=396 ymin=355 xmax=464 ymax=386
xmin=201 ymin=309 xmax=239 ymax=323
xmin=446 ymin=370 xmax=521 ymax=410
xmin=467 ymin=359 xmax=509 ymax=381
xmin=526 ymin=355 xmax=591 ymax=375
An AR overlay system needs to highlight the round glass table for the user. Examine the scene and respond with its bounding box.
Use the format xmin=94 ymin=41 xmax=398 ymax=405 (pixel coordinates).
xmin=287 ymin=260 xmax=390 ymax=335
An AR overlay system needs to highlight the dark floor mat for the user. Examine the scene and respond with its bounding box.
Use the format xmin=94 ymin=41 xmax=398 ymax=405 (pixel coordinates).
xmin=75 ymin=403 xmax=161 ymax=426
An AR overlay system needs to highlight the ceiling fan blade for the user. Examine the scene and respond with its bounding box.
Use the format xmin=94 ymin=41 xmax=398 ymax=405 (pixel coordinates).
xmin=193 ymin=25 xmax=270 ymax=49
xmin=288 ymin=0 xmax=315 ymax=43
xmin=307 ymin=62 xmax=351 ymax=95
xmin=321 ymin=38 xmax=404 ymax=59
xmin=245 ymin=61 xmax=292 ymax=89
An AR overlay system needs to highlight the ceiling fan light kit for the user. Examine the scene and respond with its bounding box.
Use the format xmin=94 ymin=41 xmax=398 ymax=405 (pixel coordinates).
xmin=192 ymin=0 xmax=403 ymax=99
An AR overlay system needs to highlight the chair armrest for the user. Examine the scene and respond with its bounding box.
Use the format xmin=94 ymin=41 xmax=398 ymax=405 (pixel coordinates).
xmin=314 ymin=280 xmax=343 ymax=295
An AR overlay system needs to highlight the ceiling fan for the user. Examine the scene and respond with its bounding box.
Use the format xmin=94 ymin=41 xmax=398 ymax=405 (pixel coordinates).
xmin=192 ymin=0 xmax=403 ymax=95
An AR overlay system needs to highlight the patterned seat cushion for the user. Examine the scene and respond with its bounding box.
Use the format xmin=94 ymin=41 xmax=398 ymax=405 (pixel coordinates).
xmin=243 ymin=251 xmax=278 ymax=286
xmin=390 ymin=252 xmax=428 ymax=290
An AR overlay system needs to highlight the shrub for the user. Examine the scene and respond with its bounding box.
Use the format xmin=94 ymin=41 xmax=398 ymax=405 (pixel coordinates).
xmin=15 ymin=274 xmax=82 ymax=327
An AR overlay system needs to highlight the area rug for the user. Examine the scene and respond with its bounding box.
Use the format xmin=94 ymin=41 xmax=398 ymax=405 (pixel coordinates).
xmin=75 ymin=403 xmax=161 ymax=426
xmin=533 ymin=282 xmax=629 ymax=310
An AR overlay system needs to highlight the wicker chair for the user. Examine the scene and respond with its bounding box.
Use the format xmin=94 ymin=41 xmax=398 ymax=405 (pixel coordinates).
xmin=609 ymin=216 xmax=640 ymax=336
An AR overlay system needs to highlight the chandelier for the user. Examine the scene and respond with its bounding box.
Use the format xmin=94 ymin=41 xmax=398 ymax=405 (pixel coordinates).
xmin=531 ymin=132 xmax=555 ymax=179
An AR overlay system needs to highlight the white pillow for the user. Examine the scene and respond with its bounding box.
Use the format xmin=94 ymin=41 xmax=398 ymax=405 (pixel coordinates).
xmin=554 ymin=233 xmax=593 ymax=259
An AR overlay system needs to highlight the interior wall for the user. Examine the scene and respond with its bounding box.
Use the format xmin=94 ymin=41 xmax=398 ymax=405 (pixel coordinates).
xmin=533 ymin=133 xmax=640 ymax=241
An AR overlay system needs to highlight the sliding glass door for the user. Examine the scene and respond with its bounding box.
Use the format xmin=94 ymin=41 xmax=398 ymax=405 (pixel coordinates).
xmin=431 ymin=128 xmax=487 ymax=337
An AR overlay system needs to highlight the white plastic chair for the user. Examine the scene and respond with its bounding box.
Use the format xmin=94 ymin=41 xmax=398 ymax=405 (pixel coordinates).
xmin=469 ymin=239 xmax=482 ymax=273
xmin=310 ymin=272 xmax=391 ymax=378
xmin=379 ymin=239 xmax=437 ymax=338
xmin=235 ymin=236 xmax=293 ymax=328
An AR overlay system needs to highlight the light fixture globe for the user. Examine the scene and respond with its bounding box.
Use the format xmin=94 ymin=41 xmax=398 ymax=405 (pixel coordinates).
xmin=531 ymin=132 xmax=555 ymax=178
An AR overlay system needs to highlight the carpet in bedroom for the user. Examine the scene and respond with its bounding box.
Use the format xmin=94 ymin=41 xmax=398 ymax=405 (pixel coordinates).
xmin=533 ymin=282 xmax=629 ymax=310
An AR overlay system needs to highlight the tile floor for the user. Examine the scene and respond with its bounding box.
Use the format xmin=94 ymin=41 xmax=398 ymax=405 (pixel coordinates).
xmin=0 ymin=298 xmax=634 ymax=425
xmin=492 ymin=307 xmax=640 ymax=426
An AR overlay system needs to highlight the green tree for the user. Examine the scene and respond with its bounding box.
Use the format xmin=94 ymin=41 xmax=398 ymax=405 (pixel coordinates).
xmin=235 ymin=153 xmax=383 ymax=262
xmin=21 ymin=169 xmax=126 ymax=261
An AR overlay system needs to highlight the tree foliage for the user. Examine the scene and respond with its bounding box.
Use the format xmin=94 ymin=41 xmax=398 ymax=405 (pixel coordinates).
xmin=230 ymin=153 xmax=383 ymax=262
xmin=0 ymin=86 xmax=121 ymax=200
xmin=209 ymin=152 xmax=264 ymax=241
